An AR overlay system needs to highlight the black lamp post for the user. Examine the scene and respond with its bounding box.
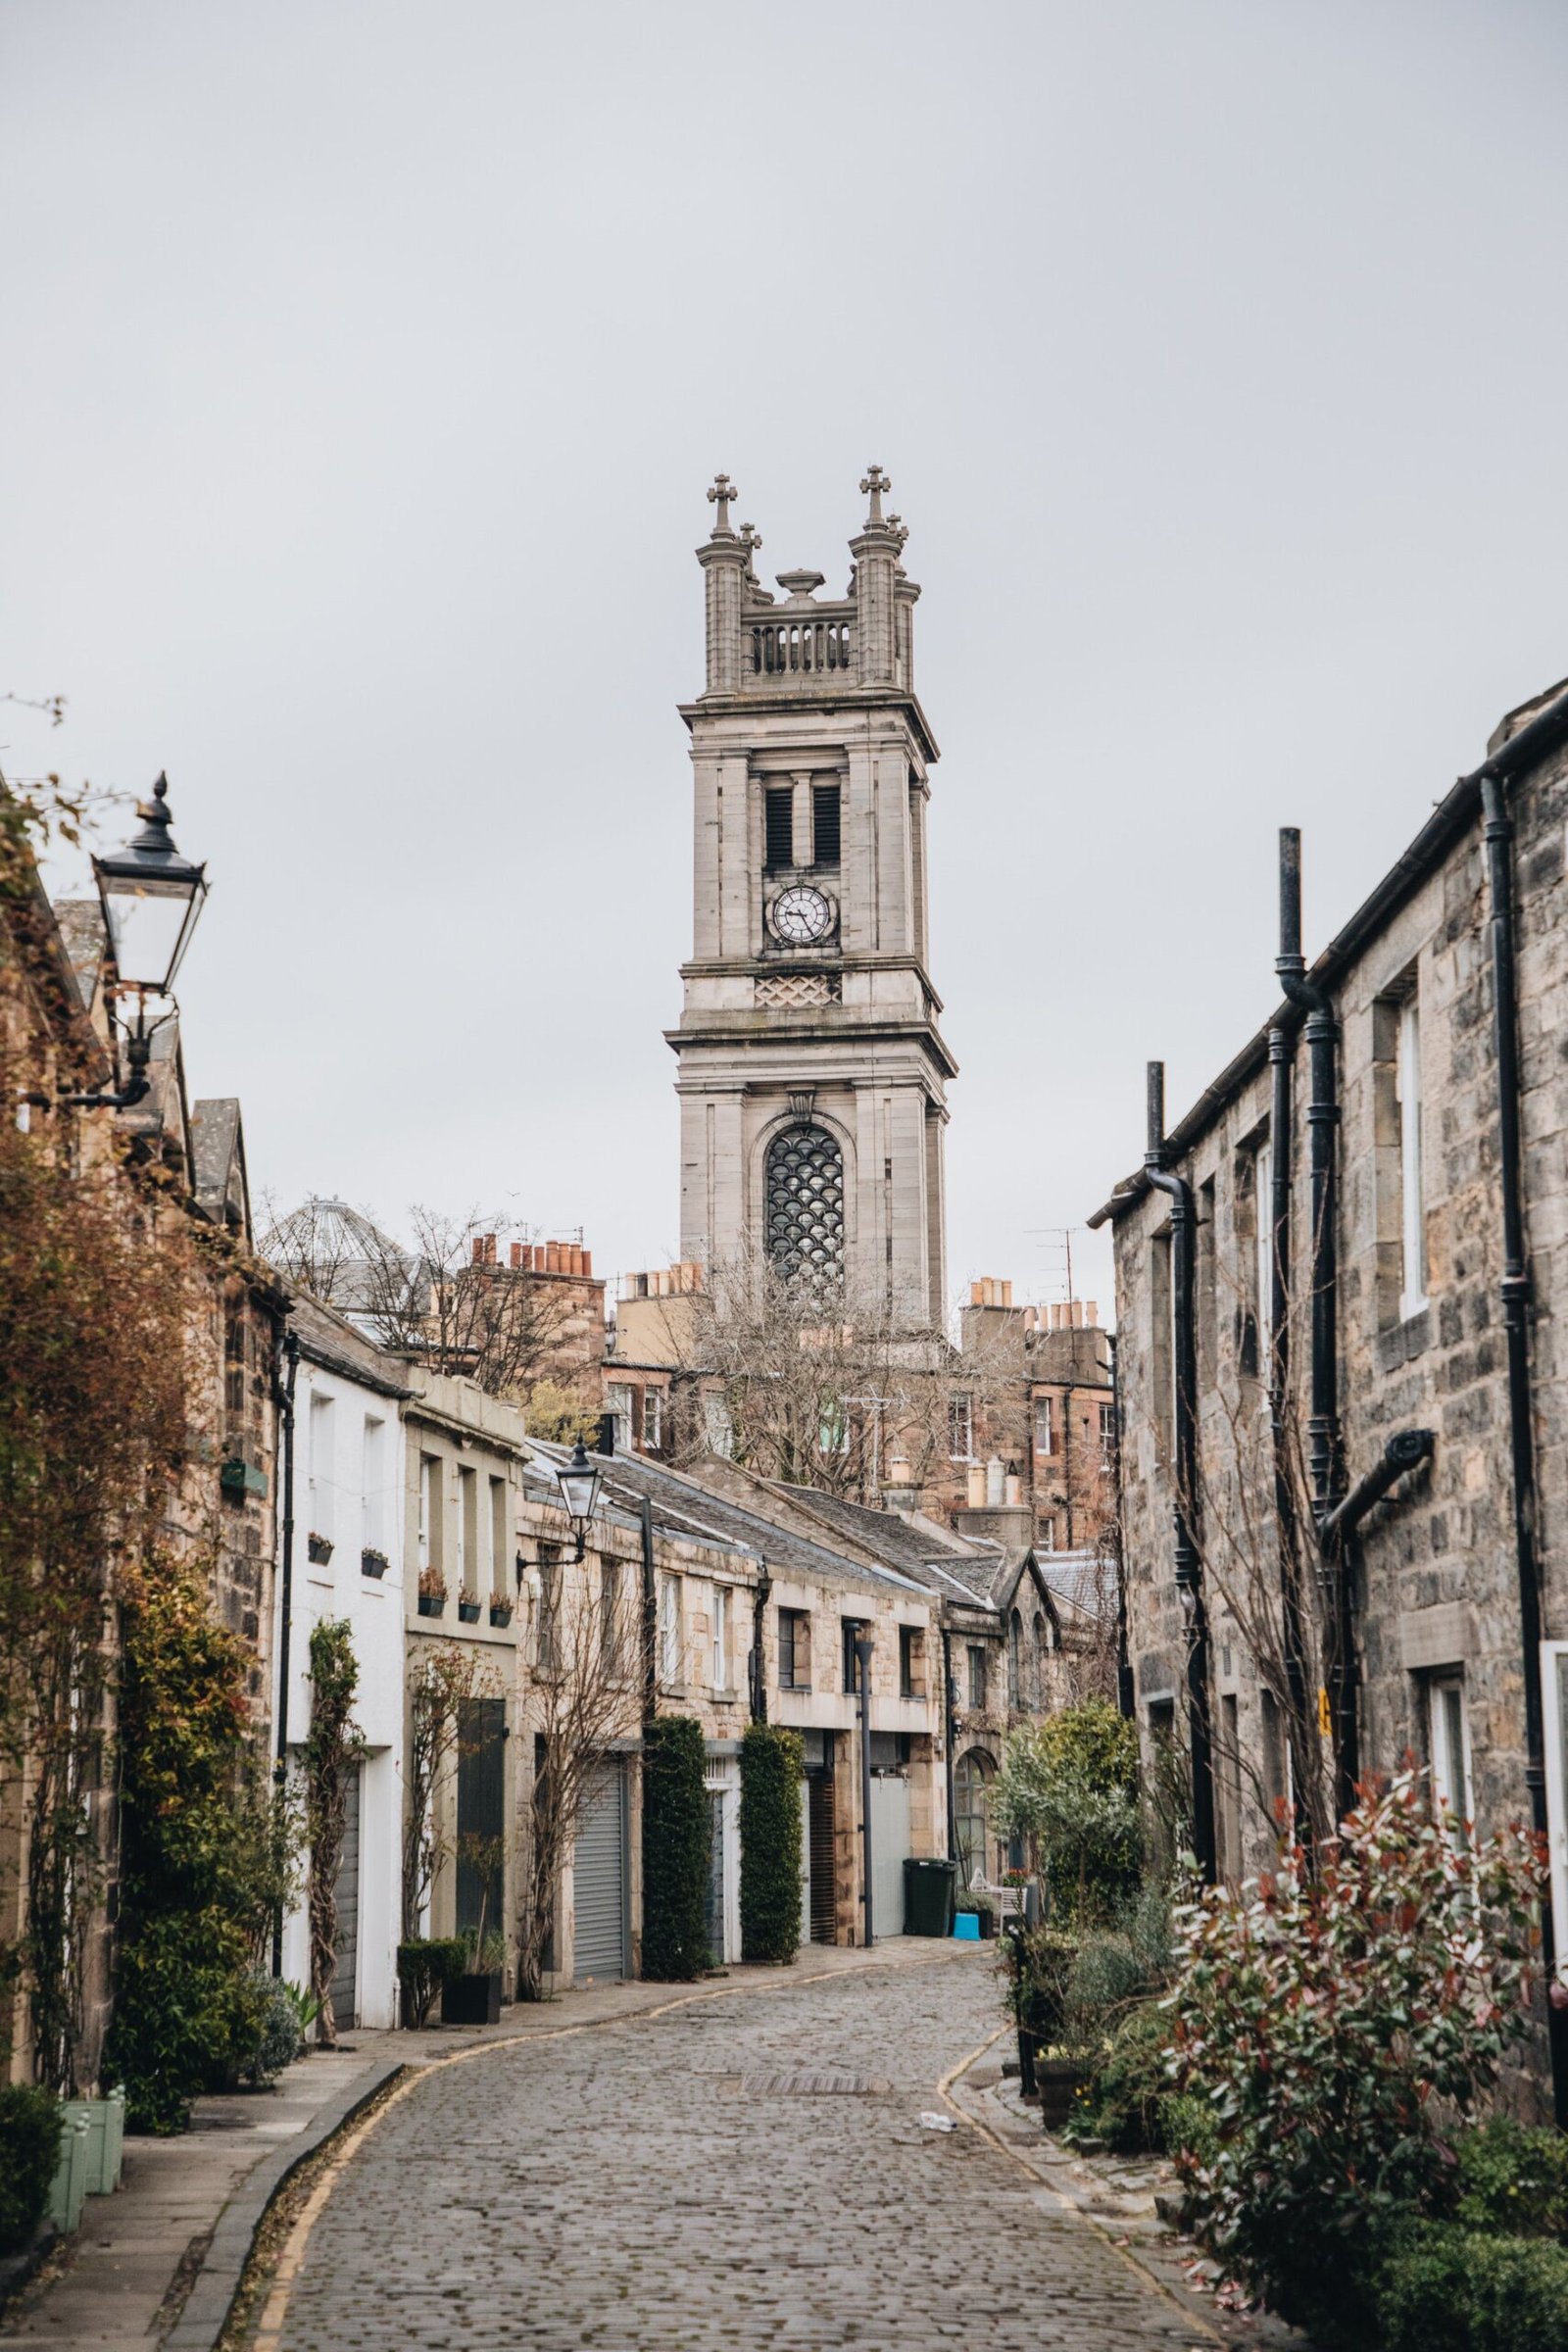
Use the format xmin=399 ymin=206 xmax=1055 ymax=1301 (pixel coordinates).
xmin=556 ymin=1439 xmax=603 ymax=1561
xmin=67 ymin=774 xmax=208 ymax=1108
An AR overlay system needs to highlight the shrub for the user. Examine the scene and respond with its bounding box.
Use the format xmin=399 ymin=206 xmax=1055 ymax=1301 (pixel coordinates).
xmin=640 ymin=1716 xmax=710 ymax=1982
xmin=106 ymin=1561 xmax=300 ymax=2133
xmin=1168 ymin=1769 xmax=1546 ymax=2333
xmin=989 ymin=1699 xmax=1141 ymax=1925
xmin=0 ymin=2083 xmax=63 ymax=2254
xmin=396 ymin=1938 xmax=466 ymax=2027
xmin=1374 ymin=2221 xmax=1568 ymax=2352
xmin=1447 ymin=2116 xmax=1568 ymax=2241
xmin=1064 ymin=2000 xmax=1175 ymax=2153
xmin=236 ymin=1972 xmax=305 ymax=2084
xmin=739 ymin=1724 xmax=804 ymax=1965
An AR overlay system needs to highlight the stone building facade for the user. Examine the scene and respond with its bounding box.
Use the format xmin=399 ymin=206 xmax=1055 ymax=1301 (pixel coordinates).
xmin=669 ymin=468 xmax=954 ymax=1325
xmin=1093 ymin=675 xmax=1568 ymax=2121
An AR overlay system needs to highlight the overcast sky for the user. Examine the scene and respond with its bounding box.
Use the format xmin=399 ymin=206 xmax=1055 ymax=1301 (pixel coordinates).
xmin=6 ymin=1 xmax=1567 ymax=1323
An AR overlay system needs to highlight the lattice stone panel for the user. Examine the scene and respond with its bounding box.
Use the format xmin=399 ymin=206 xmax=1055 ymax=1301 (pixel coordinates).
xmin=765 ymin=1124 xmax=845 ymax=1286
xmin=756 ymin=970 xmax=842 ymax=1007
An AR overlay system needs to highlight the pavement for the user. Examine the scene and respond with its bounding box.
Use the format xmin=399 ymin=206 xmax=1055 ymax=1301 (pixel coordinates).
xmin=240 ymin=1944 xmax=1297 ymax=2352
xmin=4 ymin=1938 xmax=1311 ymax=2351
xmin=0 ymin=1937 xmax=987 ymax=2351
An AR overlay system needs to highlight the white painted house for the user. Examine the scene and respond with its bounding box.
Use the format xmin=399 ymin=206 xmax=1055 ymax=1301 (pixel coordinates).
xmin=273 ymin=1296 xmax=411 ymax=2032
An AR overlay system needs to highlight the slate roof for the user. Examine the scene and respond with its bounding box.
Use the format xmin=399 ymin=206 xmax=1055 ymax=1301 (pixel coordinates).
xmin=768 ymin=1484 xmax=1004 ymax=1611
xmin=522 ymin=1443 xmax=929 ymax=1601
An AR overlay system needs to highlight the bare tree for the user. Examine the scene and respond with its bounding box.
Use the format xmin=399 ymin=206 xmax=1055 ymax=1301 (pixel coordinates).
xmin=263 ymin=1199 xmax=570 ymax=1400
xmin=402 ymin=1642 xmax=505 ymax=1940
xmin=517 ymin=1550 xmax=642 ymax=2000
xmin=651 ymin=1241 xmax=1017 ymax=1506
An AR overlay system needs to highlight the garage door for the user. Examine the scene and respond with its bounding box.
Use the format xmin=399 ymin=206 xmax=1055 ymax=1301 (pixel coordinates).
xmin=869 ymin=1774 xmax=910 ymax=1939
xmin=328 ymin=1764 xmax=361 ymax=2032
xmin=574 ymin=1760 xmax=627 ymax=1982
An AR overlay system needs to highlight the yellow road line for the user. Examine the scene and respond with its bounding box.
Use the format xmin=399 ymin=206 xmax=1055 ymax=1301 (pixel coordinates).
xmin=245 ymin=1947 xmax=980 ymax=2349
xmin=937 ymin=2034 xmax=1225 ymax=2348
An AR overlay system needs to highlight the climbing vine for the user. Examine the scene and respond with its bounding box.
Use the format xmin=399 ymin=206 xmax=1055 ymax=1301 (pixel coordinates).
xmin=304 ymin=1618 xmax=366 ymax=2046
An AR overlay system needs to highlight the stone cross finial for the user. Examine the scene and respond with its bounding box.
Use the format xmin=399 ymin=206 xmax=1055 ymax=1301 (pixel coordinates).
xmin=886 ymin=513 xmax=908 ymax=552
xmin=739 ymin=521 xmax=762 ymax=566
xmin=860 ymin=463 xmax=892 ymax=524
xmin=707 ymin=472 xmax=738 ymax=534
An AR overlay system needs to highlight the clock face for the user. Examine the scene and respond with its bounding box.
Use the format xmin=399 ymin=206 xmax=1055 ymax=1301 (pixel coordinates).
xmin=770 ymin=885 xmax=835 ymax=946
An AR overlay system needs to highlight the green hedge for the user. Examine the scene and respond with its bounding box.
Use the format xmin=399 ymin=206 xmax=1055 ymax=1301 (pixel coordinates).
xmin=1374 ymin=2223 xmax=1568 ymax=2352
xmin=739 ymin=1724 xmax=804 ymax=1965
xmin=641 ymin=1716 xmax=710 ymax=1982
xmin=396 ymin=1938 xmax=466 ymax=2027
xmin=0 ymin=2084 xmax=63 ymax=2255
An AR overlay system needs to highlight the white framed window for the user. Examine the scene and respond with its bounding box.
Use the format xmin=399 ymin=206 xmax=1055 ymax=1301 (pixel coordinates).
xmin=1543 ymin=1643 xmax=1568 ymax=1993
xmin=660 ymin=1573 xmax=683 ymax=1687
xmin=949 ymin=1395 xmax=974 ymax=1461
xmin=1398 ymin=994 xmax=1427 ymax=1319
xmin=1033 ymin=1396 xmax=1054 ymax=1455
xmin=607 ymin=1382 xmax=635 ymax=1452
xmin=361 ymin=1415 xmax=385 ymax=1559
xmin=308 ymin=1392 xmax=335 ymax=1549
xmin=1428 ymin=1676 xmax=1472 ymax=1846
xmin=1098 ymin=1400 xmax=1114 ymax=1464
xmin=711 ymin=1584 xmax=730 ymax=1690
xmin=643 ymin=1387 xmax=663 ymax=1451
xmin=703 ymin=1394 xmax=734 ymax=1457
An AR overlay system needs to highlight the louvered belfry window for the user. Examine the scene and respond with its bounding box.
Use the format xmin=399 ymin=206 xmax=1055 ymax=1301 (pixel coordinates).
xmin=765 ymin=1124 xmax=845 ymax=1290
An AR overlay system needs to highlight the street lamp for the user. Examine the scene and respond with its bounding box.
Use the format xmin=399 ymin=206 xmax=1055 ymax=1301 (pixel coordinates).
xmin=70 ymin=775 xmax=208 ymax=1108
xmin=556 ymin=1439 xmax=603 ymax=1561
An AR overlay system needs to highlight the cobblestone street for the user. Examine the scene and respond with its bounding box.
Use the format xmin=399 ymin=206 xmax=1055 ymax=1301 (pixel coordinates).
xmin=264 ymin=1950 xmax=1211 ymax=2352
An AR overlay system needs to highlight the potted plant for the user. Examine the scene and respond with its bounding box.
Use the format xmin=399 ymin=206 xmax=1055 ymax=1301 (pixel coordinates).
xmin=361 ymin=1545 xmax=389 ymax=1580
xmin=416 ymin=1568 xmax=447 ymax=1619
xmin=441 ymin=1847 xmax=508 ymax=2026
xmin=488 ymin=1596 xmax=514 ymax=1628
xmin=457 ymin=1587 xmax=481 ymax=1624
xmin=396 ymin=1937 xmax=466 ymax=2028
xmin=307 ymin=1531 xmax=334 ymax=1566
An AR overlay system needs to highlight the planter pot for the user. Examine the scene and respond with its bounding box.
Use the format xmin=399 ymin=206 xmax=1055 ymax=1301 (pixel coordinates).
xmin=978 ymin=1911 xmax=998 ymax=1940
xmin=361 ymin=1550 xmax=388 ymax=1580
xmin=307 ymin=1535 xmax=334 ymax=1566
xmin=488 ymin=1608 xmax=513 ymax=1629
xmin=953 ymin=1912 xmax=981 ymax=1942
xmin=457 ymin=1603 xmax=481 ymax=1624
xmin=440 ymin=1969 xmax=502 ymax=2027
xmin=416 ymin=1593 xmax=445 ymax=1618
xmin=61 ymin=2091 xmax=124 ymax=2196
xmin=1035 ymin=2055 xmax=1088 ymax=2132
xmin=46 ymin=2117 xmax=90 ymax=2235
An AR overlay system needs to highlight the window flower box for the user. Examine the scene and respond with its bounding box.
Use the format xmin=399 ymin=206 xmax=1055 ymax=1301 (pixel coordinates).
xmin=307 ymin=1533 xmax=334 ymax=1566
xmin=488 ymin=1599 xmax=514 ymax=1628
xmin=457 ymin=1591 xmax=481 ymax=1625
xmin=417 ymin=1571 xmax=447 ymax=1619
xmin=361 ymin=1547 xmax=389 ymax=1580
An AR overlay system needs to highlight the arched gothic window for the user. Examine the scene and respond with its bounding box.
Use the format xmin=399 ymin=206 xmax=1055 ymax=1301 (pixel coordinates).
xmin=764 ymin=1124 xmax=845 ymax=1291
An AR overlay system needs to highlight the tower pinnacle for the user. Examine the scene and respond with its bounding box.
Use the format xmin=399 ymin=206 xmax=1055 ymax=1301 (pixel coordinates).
xmin=707 ymin=472 xmax=739 ymax=536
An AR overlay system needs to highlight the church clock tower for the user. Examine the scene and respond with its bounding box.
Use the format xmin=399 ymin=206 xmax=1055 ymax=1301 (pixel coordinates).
xmin=667 ymin=467 xmax=955 ymax=1326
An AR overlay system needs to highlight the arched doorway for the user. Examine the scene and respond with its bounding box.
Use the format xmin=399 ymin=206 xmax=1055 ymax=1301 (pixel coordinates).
xmin=954 ymin=1747 xmax=996 ymax=1887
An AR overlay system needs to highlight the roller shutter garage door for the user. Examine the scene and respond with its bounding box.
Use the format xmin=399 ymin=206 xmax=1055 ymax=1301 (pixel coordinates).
xmin=574 ymin=1759 xmax=627 ymax=1982
xmin=869 ymin=1774 xmax=910 ymax=1938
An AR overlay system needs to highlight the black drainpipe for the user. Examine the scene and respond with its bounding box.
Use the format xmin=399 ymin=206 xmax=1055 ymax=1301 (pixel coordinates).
xmin=1269 ymin=832 xmax=1318 ymax=1816
xmin=750 ymin=1564 xmax=772 ymax=1725
xmin=1146 ymin=1061 xmax=1217 ymax=1883
xmin=270 ymin=1326 xmax=299 ymax=1977
xmin=1106 ymin=1331 xmax=1134 ymax=1719
xmin=640 ymin=1497 xmax=658 ymax=1737
xmin=855 ymin=1631 xmax=875 ymax=1942
xmin=1480 ymin=772 xmax=1568 ymax=2126
xmin=1276 ymin=837 xmax=1354 ymax=1809
xmin=942 ymin=1628 xmax=959 ymax=1861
